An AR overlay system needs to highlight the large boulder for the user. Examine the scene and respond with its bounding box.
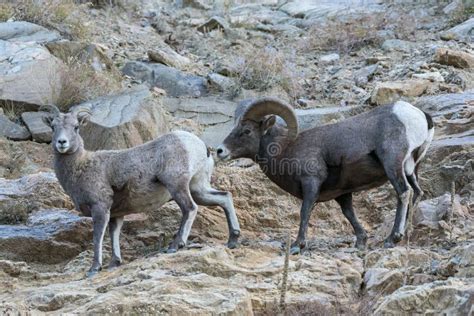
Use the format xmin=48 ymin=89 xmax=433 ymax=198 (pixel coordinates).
xmin=0 ymin=40 xmax=63 ymax=109
xmin=74 ymin=87 xmax=169 ymax=150
xmin=434 ymin=48 xmax=474 ymax=69
xmin=0 ymin=172 xmax=72 ymax=224
xmin=122 ymin=61 xmax=208 ymax=97
xmin=0 ymin=21 xmax=61 ymax=43
xmin=0 ymin=209 xmax=92 ymax=264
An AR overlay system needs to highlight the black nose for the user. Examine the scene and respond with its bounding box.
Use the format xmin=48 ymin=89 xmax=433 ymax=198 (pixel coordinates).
xmin=217 ymin=148 xmax=223 ymax=154
xmin=58 ymin=139 xmax=67 ymax=145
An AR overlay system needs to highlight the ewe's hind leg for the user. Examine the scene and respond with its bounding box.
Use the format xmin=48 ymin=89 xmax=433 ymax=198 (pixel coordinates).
xmin=191 ymin=187 xmax=241 ymax=248
xmin=335 ymin=193 xmax=367 ymax=250
xmin=108 ymin=216 xmax=124 ymax=269
xmin=382 ymin=154 xmax=411 ymax=248
xmin=167 ymin=183 xmax=198 ymax=253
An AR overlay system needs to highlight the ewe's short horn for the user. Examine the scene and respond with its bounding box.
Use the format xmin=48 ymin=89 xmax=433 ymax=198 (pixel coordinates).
xmin=242 ymin=97 xmax=298 ymax=140
xmin=39 ymin=104 xmax=61 ymax=117
xmin=70 ymin=106 xmax=92 ymax=118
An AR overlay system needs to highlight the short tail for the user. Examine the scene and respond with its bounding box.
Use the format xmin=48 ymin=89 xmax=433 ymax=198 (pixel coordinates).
xmin=415 ymin=111 xmax=435 ymax=165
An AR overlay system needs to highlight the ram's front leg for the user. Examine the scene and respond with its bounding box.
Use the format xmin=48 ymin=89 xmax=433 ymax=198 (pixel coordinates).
xmin=88 ymin=204 xmax=111 ymax=277
xmin=291 ymin=177 xmax=321 ymax=255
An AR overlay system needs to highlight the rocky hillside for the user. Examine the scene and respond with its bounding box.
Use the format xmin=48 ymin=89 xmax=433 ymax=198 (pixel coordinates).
xmin=0 ymin=0 xmax=473 ymax=314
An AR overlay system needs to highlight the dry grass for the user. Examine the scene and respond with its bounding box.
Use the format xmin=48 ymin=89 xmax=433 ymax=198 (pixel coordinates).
xmin=53 ymin=57 xmax=121 ymax=111
xmin=301 ymin=11 xmax=417 ymax=54
xmin=235 ymin=46 xmax=303 ymax=102
xmin=0 ymin=0 xmax=91 ymax=40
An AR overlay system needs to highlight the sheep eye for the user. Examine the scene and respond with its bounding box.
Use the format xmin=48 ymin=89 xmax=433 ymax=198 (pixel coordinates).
xmin=74 ymin=125 xmax=79 ymax=132
xmin=243 ymin=129 xmax=251 ymax=135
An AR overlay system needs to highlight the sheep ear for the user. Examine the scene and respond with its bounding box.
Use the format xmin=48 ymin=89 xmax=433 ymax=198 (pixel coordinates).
xmin=42 ymin=115 xmax=53 ymax=127
xmin=260 ymin=115 xmax=276 ymax=135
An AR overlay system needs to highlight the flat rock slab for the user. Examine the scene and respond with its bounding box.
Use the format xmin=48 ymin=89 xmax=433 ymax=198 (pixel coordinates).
xmin=74 ymin=87 xmax=169 ymax=150
xmin=21 ymin=112 xmax=52 ymax=143
xmin=0 ymin=21 xmax=61 ymax=43
xmin=0 ymin=209 xmax=92 ymax=264
xmin=0 ymin=40 xmax=63 ymax=108
xmin=0 ymin=109 xmax=30 ymax=140
xmin=440 ymin=17 xmax=474 ymax=42
xmin=163 ymin=97 xmax=235 ymax=147
xmin=370 ymin=79 xmax=431 ymax=105
xmin=122 ymin=61 xmax=208 ymax=97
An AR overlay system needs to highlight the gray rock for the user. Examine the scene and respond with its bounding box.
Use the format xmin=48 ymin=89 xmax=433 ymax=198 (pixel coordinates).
xmin=412 ymin=72 xmax=444 ymax=82
xmin=197 ymin=16 xmax=229 ymax=33
xmin=382 ymin=39 xmax=414 ymax=53
xmin=21 ymin=112 xmax=52 ymax=143
xmin=319 ymin=53 xmax=340 ymax=64
xmin=0 ymin=209 xmax=92 ymax=264
xmin=122 ymin=61 xmax=208 ymax=98
xmin=163 ymin=97 xmax=235 ymax=147
xmin=147 ymin=46 xmax=191 ymax=70
xmin=73 ymin=87 xmax=169 ymax=150
xmin=0 ymin=172 xmax=73 ymax=224
xmin=440 ymin=17 xmax=474 ymax=42
xmin=414 ymin=193 xmax=455 ymax=229
xmin=415 ymin=92 xmax=473 ymax=116
xmin=364 ymin=268 xmax=403 ymax=296
xmin=0 ymin=40 xmax=63 ymax=108
xmin=0 ymin=109 xmax=31 ymax=141
xmin=207 ymin=73 xmax=238 ymax=95
xmin=0 ymin=21 xmax=61 ymax=43
xmin=354 ymin=64 xmax=378 ymax=87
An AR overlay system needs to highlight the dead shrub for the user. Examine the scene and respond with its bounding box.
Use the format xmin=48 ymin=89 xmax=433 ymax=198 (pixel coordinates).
xmin=0 ymin=0 xmax=90 ymax=40
xmin=235 ymin=46 xmax=303 ymax=102
xmin=52 ymin=57 xmax=121 ymax=111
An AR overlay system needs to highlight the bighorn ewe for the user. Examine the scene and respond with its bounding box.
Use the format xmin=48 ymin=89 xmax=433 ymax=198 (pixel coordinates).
xmin=217 ymin=98 xmax=434 ymax=254
xmin=42 ymin=105 xmax=240 ymax=276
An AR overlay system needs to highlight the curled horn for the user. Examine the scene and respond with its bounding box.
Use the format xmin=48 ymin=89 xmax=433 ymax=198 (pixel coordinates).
xmin=242 ymin=97 xmax=299 ymax=140
xmin=39 ymin=104 xmax=61 ymax=117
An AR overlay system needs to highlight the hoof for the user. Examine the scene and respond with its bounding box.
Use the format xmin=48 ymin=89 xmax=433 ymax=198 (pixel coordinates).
xmin=226 ymin=240 xmax=239 ymax=249
xmin=166 ymin=247 xmax=178 ymax=254
xmin=86 ymin=269 xmax=100 ymax=278
xmin=289 ymin=246 xmax=301 ymax=255
xmin=355 ymin=235 xmax=368 ymax=250
xmin=384 ymin=239 xmax=395 ymax=248
xmin=108 ymin=259 xmax=122 ymax=270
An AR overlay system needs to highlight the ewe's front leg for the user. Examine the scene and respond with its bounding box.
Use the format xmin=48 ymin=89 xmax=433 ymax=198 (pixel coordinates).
xmin=88 ymin=204 xmax=110 ymax=277
xmin=291 ymin=178 xmax=320 ymax=255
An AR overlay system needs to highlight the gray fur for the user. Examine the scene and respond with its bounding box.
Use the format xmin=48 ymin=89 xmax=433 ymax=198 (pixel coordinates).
xmin=217 ymin=98 xmax=434 ymax=253
xmin=43 ymin=106 xmax=240 ymax=277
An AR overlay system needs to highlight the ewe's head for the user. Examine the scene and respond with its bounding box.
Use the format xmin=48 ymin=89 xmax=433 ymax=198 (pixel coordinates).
xmin=217 ymin=98 xmax=298 ymax=161
xmin=41 ymin=105 xmax=91 ymax=154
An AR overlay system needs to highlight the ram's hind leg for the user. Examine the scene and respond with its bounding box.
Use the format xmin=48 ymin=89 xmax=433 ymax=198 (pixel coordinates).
xmin=108 ymin=216 xmax=124 ymax=269
xmin=167 ymin=181 xmax=198 ymax=253
xmin=191 ymin=186 xmax=241 ymax=249
xmin=382 ymin=152 xmax=412 ymax=248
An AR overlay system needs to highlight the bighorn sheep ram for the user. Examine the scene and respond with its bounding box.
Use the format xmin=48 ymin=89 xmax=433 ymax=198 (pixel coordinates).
xmin=42 ymin=105 xmax=240 ymax=277
xmin=217 ymin=98 xmax=434 ymax=254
